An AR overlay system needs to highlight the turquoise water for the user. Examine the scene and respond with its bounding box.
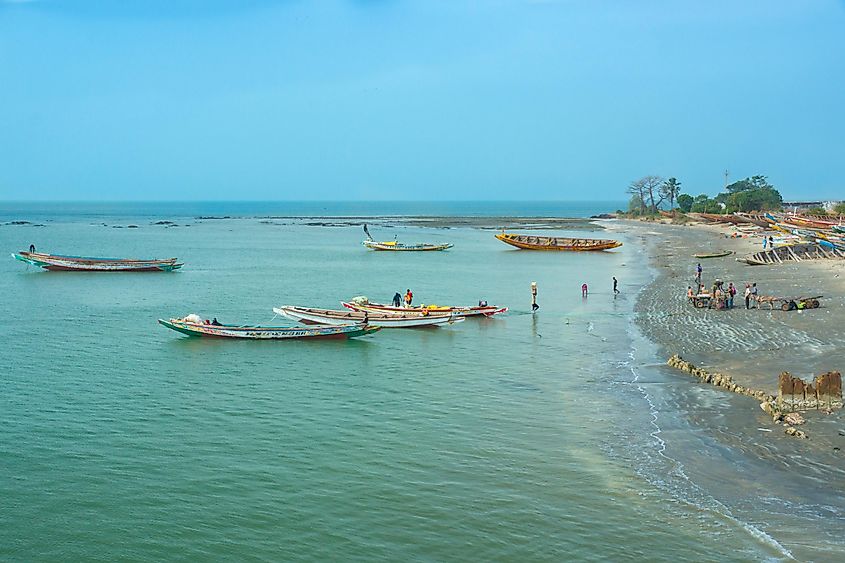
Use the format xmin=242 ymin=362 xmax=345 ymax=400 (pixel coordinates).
xmin=0 ymin=208 xmax=835 ymax=561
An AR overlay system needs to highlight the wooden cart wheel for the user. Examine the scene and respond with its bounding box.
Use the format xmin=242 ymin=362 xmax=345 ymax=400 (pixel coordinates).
xmin=811 ymin=299 xmax=820 ymax=308
xmin=695 ymin=299 xmax=707 ymax=308
xmin=782 ymin=302 xmax=791 ymax=311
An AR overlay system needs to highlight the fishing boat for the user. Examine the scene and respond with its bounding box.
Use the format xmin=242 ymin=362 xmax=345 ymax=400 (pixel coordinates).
xmin=362 ymin=240 xmax=453 ymax=251
xmin=159 ymin=317 xmax=379 ymax=340
xmin=342 ymin=301 xmax=508 ymax=318
xmin=692 ymin=250 xmax=734 ymax=259
xmin=739 ymin=243 xmax=845 ymax=265
xmin=495 ymin=233 xmax=622 ymax=251
xmin=13 ymin=251 xmax=182 ymax=272
xmin=362 ymin=224 xmax=452 ymax=251
xmin=274 ymin=306 xmax=464 ymax=328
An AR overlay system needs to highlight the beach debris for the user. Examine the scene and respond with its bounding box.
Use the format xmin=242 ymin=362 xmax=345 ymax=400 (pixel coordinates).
xmin=667 ymin=355 xmax=773 ymax=402
xmin=777 ymin=371 xmax=843 ymax=411
xmin=783 ymin=412 xmax=806 ymax=426
xmin=784 ymin=426 xmax=807 ymax=439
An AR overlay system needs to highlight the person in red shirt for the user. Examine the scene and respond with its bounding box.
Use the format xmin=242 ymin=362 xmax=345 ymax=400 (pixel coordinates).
xmin=404 ymin=289 xmax=414 ymax=308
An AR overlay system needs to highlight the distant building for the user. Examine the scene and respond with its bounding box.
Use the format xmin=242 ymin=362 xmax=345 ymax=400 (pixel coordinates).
xmin=782 ymin=201 xmax=842 ymax=212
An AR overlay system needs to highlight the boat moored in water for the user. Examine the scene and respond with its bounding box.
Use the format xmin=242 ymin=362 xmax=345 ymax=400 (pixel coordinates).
xmin=361 ymin=223 xmax=452 ymax=251
xmin=13 ymin=251 xmax=183 ymax=272
xmin=158 ymin=317 xmax=379 ymax=339
xmin=362 ymin=240 xmax=453 ymax=251
xmin=274 ymin=306 xmax=464 ymax=328
xmin=342 ymin=301 xmax=508 ymax=318
xmin=495 ymin=233 xmax=622 ymax=251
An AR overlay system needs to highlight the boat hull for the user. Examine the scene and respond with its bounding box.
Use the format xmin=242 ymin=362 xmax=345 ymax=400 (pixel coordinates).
xmin=495 ymin=233 xmax=622 ymax=251
xmin=13 ymin=252 xmax=182 ymax=272
xmin=342 ymin=301 xmax=507 ymax=318
xmin=158 ymin=319 xmax=379 ymax=339
xmin=274 ymin=306 xmax=464 ymax=328
xmin=363 ymin=241 xmax=452 ymax=251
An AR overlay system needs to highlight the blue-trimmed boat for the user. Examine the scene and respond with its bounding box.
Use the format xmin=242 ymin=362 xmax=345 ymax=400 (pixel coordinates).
xmin=158 ymin=318 xmax=380 ymax=340
xmin=13 ymin=251 xmax=183 ymax=272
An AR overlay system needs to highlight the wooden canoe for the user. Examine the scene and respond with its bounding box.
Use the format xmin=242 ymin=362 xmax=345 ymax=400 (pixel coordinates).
xmin=341 ymin=301 xmax=508 ymax=318
xmin=362 ymin=240 xmax=452 ymax=251
xmin=274 ymin=306 xmax=465 ymax=328
xmin=159 ymin=318 xmax=379 ymax=339
xmin=13 ymin=251 xmax=183 ymax=272
xmin=495 ymin=233 xmax=622 ymax=251
xmin=693 ymin=251 xmax=734 ymax=259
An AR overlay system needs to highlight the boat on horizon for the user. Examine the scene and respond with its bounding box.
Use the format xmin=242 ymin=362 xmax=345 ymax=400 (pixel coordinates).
xmin=495 ymin=232 xmax=622 ymax=251
xmin=13 ymin=251 xmax=183 ymax=272
xmin=274 ymin=306 xmax=464 ymax=328
xmin=159 ymin=317 xmax=379 ymax=340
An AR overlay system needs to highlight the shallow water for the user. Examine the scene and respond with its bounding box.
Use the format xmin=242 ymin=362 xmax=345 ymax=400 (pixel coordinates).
xmin=0 ymin=207 xmax=841 ymax=561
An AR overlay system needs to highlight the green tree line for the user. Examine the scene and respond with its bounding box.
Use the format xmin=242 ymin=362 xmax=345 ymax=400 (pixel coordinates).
xmin=626 ymin=174 xmax=784 ymax=215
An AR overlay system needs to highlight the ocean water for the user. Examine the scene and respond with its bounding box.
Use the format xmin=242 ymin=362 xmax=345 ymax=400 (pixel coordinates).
xmin=0 ymin=204 xmax=837 ymax=561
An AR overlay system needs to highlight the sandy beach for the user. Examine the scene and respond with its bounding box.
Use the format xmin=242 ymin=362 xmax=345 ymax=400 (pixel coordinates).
xmin=610 ymin=218 xmax=845 ymax=450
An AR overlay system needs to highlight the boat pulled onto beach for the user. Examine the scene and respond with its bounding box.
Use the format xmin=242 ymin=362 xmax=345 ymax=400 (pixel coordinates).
xmin=495 ymin=232 xmax=622 ymax=251
xmin=159 ymin=316 xmax=379 ymax=340
xmin=13 ymin=251 xmax=183 ymax=272
xmin=342 ymin=300 xmax=507 ymax=318
xmin=275 ymin=306 xmax=464 ymax=328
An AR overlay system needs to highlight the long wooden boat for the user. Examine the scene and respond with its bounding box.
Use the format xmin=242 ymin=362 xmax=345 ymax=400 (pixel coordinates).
xmin=739 ymin=243 xmax=845 ymax=265
xmin=495 ymin=233 xmax=622 ymax=251
xmin=342 ymin=301 xmax=508 ymax=318
xmin=693 ymin=251 xmax=733 ymax=259
xmin=362 ymin=240 xmax=452 ymax=251
xmin=274 ymin=306 xmax=464 ymax=328
xmin=13 ymin=251 xmax=182 ymax=272
xmin=159 ymin=318 xmax=379 ymax=339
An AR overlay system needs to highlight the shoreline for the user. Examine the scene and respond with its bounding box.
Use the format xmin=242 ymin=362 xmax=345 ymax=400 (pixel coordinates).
xmin=622 ymin=219 xmax=844 ymax=445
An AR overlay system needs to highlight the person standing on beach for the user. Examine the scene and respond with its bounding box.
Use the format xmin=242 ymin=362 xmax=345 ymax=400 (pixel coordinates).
xmin=581 ymin=283 xmax=588 ymax=297
xmin=751 ymin=283 xmax=758 ymax=308
xmin=744 ymin=283 xmax=751 ymax=309
xmin=613 ymin=277 xmax=619 ymax=294
xmin=727 ymin=282 xmax=736 ymax=309
xmin=687 ymin=286 xmax=695 ymax=304
xmin=769 ymin=235 xmax=774 ymax=249
xmin=763 ymin=237 xmax=768 ymax=249
xmin=695 ymin=263 xmax=702 ymax=284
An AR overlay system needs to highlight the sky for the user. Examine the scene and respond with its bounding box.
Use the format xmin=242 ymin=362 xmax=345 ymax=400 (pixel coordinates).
xmin=1 ymin=0 xmax=843 ymax=201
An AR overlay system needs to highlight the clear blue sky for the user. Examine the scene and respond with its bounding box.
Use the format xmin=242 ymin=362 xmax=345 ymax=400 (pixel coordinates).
xmin=1 ymin=0 xmax=843 ymax=201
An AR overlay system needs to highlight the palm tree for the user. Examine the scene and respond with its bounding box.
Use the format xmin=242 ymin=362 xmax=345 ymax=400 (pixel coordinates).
xmin=661 ymin=178 xmax=682 ymax=211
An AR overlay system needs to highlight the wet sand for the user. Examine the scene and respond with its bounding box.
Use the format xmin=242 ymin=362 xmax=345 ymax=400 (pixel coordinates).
xmin=611 ymin=219 xmax=845 ymax=447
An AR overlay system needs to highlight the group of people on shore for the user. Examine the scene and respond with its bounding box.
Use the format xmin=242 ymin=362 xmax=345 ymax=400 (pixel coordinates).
xmin=688 ymin=263 xmax=760 ymax=309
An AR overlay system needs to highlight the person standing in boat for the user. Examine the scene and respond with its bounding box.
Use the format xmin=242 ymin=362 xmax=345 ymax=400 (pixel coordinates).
xmin=404 ymin=289 xmax=413 ymax=308
xmin=392 ymin=292 xmax=402 ymax=307
xmin=29 ymin=244 xmax=36 ymax=253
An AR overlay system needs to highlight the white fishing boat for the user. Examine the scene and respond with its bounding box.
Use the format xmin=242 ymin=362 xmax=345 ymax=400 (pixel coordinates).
xmin=273 ymin=306 xmax=464 ymax=328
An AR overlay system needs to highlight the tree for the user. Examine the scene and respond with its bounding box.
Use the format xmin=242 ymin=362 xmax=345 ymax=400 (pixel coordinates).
xmin=677 ymin=193 xmax=694 ymax=213
xmin=833 ymin=202 xmax=845 ymax=215
xmin=725 ymin=175 xmax=774 ymax=194
xmin=724 ymin=187 xmax=782 ymax=212
xmin=626 ymin=181 xmax=647 ymax=215
xmin=690 ymin=194 xmax=722 ymax=214
xmin=628 ymin=175 xmax=665 ymax=214
xmin=660 ymin=178 xmax=682 ymax=210
xmin=628 ymin=194 xmax=645 ymax=215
